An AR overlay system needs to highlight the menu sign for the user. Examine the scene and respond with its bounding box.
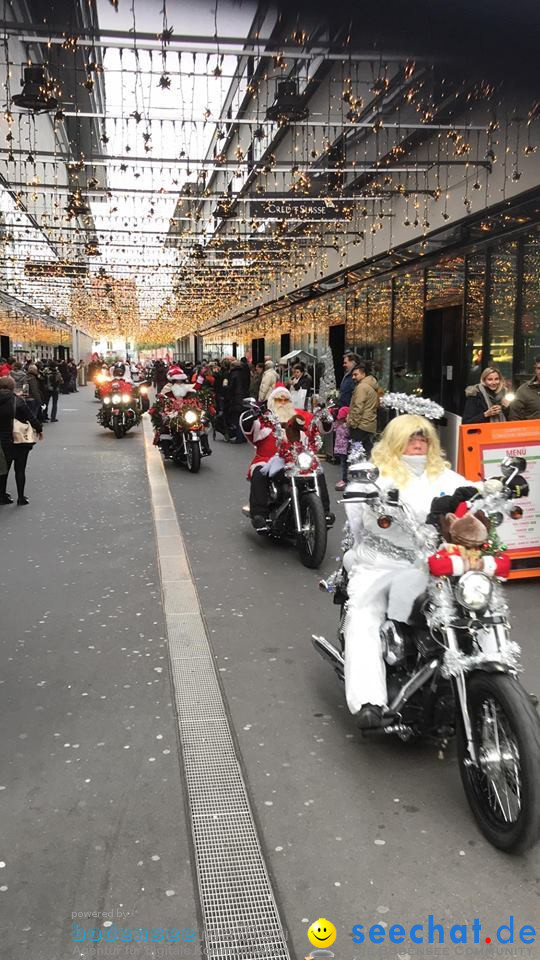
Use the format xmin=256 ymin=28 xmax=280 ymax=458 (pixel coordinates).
xmin=481 ymin=441 xmax=540 ymax=552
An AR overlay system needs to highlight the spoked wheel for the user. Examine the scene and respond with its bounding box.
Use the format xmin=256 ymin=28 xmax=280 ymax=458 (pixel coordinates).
xmin=457 ymin=672 xmax=540 ymax=853
xmin=297 ymin=493 xmax=327 ymax=568
xmin=186 ymin=440 xmax=201 ymax=473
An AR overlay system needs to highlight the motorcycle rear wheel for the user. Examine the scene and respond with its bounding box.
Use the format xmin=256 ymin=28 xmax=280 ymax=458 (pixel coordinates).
xmin=297 ymin=492 xmax=327 ymax=569
xmin=186 ymin=440 xmax=201 ymax=473
xmin=457 ymin=672 xmax=540 ymax=853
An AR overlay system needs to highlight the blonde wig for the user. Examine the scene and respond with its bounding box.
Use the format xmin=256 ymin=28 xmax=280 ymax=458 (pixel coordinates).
xmin=371 ymin=414 xmax=449 ymax=487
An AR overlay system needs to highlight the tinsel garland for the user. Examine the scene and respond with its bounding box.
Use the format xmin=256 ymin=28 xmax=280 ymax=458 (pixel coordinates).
xmin=347 ymin=441 xmax=366 ymax=465
xmin=441 ymin=641 xmax=521 ymax=679
xmin=380 ymin=393 xmax=445 ymax=420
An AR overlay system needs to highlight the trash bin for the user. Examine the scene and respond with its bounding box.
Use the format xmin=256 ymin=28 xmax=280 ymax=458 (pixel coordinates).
xmin=78 ymin=365 xmax=87 ymax=387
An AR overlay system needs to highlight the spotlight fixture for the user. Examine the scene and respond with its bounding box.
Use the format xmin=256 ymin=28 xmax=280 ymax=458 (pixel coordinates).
xmin=12 ymin=65 xmax=58 ymax=113
xmin=266 ymin=80 xmax=309 ymax=124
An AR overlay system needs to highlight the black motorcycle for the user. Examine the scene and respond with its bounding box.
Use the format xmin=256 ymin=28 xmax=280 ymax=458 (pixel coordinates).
xmin=158 ymin=405 xmax=211 ymax=473
xmin=240 ymin=400 xmax=334 ymax=569
xmin=97 ymin=379 xmax=142 ymax=438
xmin=313 ymin=456 xmax=540 ymax=853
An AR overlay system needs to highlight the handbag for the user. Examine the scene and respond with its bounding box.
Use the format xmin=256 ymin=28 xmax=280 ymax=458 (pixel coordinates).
xmin=12 ymin=397 xmax=38 ymax=444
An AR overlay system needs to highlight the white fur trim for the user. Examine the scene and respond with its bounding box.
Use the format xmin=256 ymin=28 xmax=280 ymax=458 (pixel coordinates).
xmin=481 ymin=556 xmax=497 ymax=576
xmin=268 ymin=385 xmax=291 ymax=404
xmin=451 ymin=556 xmax=465 ymax=576
xmin=260 ymin=455 xmax=285 ymax=477
xmin=252 ymin=420 xmax=273 ymax=443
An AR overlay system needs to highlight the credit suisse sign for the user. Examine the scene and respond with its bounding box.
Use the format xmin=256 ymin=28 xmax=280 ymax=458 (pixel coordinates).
xmin=250 ymin=199 xmax=353 ymax=221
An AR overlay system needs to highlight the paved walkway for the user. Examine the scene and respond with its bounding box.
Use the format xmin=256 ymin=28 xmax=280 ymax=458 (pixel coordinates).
xmin=1 ymin=390 xmax=197 ymax=960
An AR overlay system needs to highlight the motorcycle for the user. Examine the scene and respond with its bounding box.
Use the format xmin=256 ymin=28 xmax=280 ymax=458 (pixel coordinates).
xmin=313 ymin=456 xmax=540 ymax=853
xmin=158 ymin=402 xmax=211 ymax=473
xmin=240 ymin=399 xmax=335 ymax=569
xmin=97 ymin=379 xmax=142 ymax=437
xmin=94 ymin=371 xmax=110 ymax=400
xmin=136 ymin=380 xmax=151 ymax=413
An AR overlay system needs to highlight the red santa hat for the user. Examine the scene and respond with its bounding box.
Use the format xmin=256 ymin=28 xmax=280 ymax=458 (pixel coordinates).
xmin=268 ymin=383 xmax=290 ymax=404
xmin=168 ymin=365 xmax=187 ymax=382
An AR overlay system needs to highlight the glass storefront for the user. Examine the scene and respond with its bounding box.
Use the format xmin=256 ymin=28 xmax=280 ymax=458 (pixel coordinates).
xmin=521 ymin=231 xmax=540 ymax=377
xmin=209 ymin=220 xmax=540 ymax=406
xmin=393 ymin=272 xmax=424 ymax=394
xmin=464 ymin=253 xmax=486 ymax=385
xmin=489 ymin=240 xmax=518 ymax=381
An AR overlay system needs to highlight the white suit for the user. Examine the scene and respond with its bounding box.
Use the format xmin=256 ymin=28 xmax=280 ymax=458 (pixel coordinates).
xmin=344 ymin=461 xmax=467 ymax=713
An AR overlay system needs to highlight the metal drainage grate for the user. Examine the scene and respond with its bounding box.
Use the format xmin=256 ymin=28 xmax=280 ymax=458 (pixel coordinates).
xmin=144 ymin=420 xmax=290 ymax=960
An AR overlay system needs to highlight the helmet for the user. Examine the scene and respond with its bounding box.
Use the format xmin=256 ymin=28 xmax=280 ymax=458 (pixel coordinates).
xmin=113 ymin=363 xmax=125 ymax=377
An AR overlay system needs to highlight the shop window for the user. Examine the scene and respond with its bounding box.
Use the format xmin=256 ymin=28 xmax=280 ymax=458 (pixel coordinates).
xmin=426 ymin=256 xmax=465 ymax=309
xmin=393 ymin=272 xmax=424 ymax=393
xmin=465 ymin=252 xmax=486 ymax=386
xmin=520 ymin=229 xmax=540 ymax=380
xmin=365 ymin=282 xmax=392 ymax=389
xmin=488 ymin=240 xmax=517 ymax=382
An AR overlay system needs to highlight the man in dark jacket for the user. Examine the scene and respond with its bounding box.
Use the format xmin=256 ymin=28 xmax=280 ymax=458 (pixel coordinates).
xmin=226 ymin=360 xmax=250 ymax=442
xmin=509 ymin=358 xmax=540 ymax=421
xmin=338 ymin=352 xmax=360 ymax=408
xmin=42 ymin=360 xmax=62 ymax=421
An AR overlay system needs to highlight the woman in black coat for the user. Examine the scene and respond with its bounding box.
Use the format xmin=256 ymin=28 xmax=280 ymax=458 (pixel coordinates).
xmin=0 ymin=375 xmax=43 ymax=504
xmin=462 ymin=367 xmax=510 ymax=424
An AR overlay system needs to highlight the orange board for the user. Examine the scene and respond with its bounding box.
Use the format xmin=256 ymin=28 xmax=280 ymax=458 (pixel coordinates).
xmin=458 ymin=420 xmax=540 ymax=579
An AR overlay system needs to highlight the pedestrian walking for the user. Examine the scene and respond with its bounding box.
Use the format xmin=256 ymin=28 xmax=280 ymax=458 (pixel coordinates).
xmin=0 ymin=375 xmax=43 ymax=505
xmin=43 ymin=359 xmax=62 ymax=421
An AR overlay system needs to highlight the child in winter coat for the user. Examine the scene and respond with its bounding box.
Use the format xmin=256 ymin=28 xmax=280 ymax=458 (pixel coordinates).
xmin=333 ymin=405 xmax=350 ymax=491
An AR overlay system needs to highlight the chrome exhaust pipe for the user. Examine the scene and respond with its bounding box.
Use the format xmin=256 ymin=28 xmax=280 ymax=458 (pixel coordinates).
xmin=312 ymin=635 xmax=345 ymax=679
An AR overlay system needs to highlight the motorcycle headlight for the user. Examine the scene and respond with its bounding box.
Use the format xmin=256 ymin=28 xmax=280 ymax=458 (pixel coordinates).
xmin=112 ymin=394 xmax=121 ymax=404
xmin=455 ymin=571 xmax=493 ymax=611
xmin=122 ymin=393 xmax=131 ymax=404
xmin=184 ymin=410 xmax=198 ymax=425
xmin=103 ymin=396 xmax=111 ymax=405
xmin=139 ymin=385 xmax=148 ymax=394
xmin=297 ymin=451 xmax=314 ymax=471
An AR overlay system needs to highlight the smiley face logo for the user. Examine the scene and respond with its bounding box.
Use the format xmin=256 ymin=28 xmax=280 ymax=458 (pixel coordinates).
xmin=307 ymin=918 xmax=336 ymax=948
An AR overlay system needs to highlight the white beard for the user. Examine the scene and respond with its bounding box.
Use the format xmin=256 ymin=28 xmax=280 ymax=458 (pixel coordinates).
xmin=171 ymin=383 xmax=194 ymax=399
xmin=269 ymin=400 xmax=295 ymax=423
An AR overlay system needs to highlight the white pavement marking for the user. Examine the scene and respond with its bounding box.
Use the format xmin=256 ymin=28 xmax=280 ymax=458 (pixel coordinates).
xmin=143 ymin=417 xmax=290 ymax=960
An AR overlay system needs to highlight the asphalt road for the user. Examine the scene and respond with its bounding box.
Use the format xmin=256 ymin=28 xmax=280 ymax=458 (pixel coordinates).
xmin=1 ymin=390 xmax=539 ymax=960
xmin=165 ymin=430 xmax=540 ymax=960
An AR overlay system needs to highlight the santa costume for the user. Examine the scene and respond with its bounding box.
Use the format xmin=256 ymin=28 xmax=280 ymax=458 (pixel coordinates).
xmin=240 ymin=384 xmax=331 ymax=526
xmin=160 ymin=366 xmax=197 ymax=400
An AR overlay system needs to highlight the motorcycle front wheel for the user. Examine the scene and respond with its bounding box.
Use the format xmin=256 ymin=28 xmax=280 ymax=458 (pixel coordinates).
xmin=296 ymin=492 xmax=327 ymax=569
xmin=457 ymin=672 xmax=540 ymax=853
xmin=112 ymin=415 xmax=124 ymax=438
xmin=186 ymin=440 xmax=201 ymax=473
